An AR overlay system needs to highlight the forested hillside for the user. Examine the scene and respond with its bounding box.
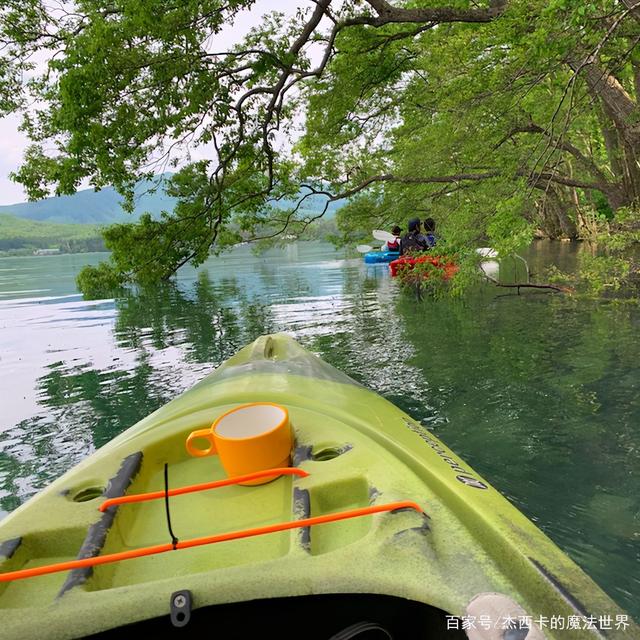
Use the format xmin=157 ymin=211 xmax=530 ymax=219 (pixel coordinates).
xmin=0 ymin=214 xmax=104 ymax=254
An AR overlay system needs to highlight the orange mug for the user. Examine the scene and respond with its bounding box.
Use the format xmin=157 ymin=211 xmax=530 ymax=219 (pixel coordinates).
xmin=186 ymin=402 xmax=292 ymax=485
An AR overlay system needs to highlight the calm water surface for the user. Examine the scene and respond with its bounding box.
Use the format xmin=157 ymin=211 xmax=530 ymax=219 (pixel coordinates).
xmin=0 ymin=242 xmax=638 ymax=620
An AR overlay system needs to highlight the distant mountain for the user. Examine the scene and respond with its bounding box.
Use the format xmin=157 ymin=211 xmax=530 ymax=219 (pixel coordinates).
xmin=278 ymin=193 xmax=343 ymax=219
xmin=0 ymin=175 xmax=176 ymax=225
xmin=0 ymin=174 xmax=343 ymax=225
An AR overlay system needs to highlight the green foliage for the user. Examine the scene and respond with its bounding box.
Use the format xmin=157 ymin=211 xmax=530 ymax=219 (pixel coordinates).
xmin=593 ymin=191 xmax=614 ymax=221
xmin=576 ymin=253 xmax=631 ymax=295
xmin=76 ymin=262 xmax=124 ymax=299
xmin=334 ymin=192 xmax=392 ymax=244
xmin=487 ymin=194 xmax=535 ymax=256
xmin=546 ymin=207 xmax=640 ymax=295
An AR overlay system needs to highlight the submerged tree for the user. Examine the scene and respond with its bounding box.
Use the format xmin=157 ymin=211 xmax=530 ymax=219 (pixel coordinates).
xmin=1 ymin=0 xmax=639 ymax=292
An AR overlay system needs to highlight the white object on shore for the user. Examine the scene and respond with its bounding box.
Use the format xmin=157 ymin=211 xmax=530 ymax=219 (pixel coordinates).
xmin=479 ymin=260 xmax=500 ymax=278
xmin=476 ymin=247 xmax=499 ymax=278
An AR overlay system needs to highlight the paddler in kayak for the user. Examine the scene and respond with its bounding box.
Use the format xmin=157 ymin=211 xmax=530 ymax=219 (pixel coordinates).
xmin=399 ymin=217 xmax=428 ymax=255
xmin=381 ymin=225 xmax=402 ymax=252
xmin=422 ymin=217 xmax=437 ymax=249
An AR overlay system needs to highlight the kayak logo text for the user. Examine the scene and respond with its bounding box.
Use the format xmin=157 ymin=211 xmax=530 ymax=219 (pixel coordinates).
xmin=401 ymin=418 xmax=489 ymax=490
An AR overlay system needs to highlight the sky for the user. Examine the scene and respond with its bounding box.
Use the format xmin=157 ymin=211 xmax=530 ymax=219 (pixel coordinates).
xmin=0 ymin=0 xmax=293 ymax=206
xmin=0 ymin=113 xmax=29 ymax=205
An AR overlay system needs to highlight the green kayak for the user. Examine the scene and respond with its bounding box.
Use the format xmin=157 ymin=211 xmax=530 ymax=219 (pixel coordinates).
xmin=0 ymin=334 xmax=635 ymax=639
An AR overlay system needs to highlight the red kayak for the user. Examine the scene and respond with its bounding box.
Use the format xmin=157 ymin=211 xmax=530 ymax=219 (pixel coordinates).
xmin=389 ymin=255 xmax=458 ymax=279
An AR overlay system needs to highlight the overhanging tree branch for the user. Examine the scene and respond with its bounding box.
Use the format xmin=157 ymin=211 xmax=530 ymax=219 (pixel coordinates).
xmin=314 ymin=170 xmax=605 ymax=205
xmin=348 ymin=0 xmax=507 ymax=26
xmin=496 ymin=122 xmax=613 ymax=188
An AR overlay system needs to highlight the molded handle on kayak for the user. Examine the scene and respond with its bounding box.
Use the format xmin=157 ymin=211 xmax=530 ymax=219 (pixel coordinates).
xmin=186 ymin=429 xmax=217 ymax=457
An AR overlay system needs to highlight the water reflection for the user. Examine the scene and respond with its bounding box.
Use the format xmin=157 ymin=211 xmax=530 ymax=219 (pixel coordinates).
xmin=0 ymin=244 xmax=356 ymax=514
xmin=394 ymin=290 xmax=640 ymax=618
xmin=114 ymin=272 xmax=275 ymax=362
xmin=0 ymin=242 xmax=638 ymax=620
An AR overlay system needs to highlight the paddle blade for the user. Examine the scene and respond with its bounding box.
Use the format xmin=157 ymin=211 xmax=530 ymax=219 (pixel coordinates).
xmin=372 ymin=230 xmax=396 ymax=242
xmin=357 ymin=244 xmax=374 ymax=253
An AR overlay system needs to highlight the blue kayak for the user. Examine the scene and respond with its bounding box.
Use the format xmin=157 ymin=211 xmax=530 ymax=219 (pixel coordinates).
xmin=364 ymin=250 xmax=400 ymax=264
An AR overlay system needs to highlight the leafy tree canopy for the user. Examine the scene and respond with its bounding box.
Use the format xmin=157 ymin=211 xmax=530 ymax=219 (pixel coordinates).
xmin=1 ymin=0 xmax=639 ymax=293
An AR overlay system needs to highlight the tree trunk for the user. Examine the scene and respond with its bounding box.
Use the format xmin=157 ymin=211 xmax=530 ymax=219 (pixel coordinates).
xmin=622 ymin=141 xmax=640 ymax=202
xmin=570 ymin=58 xmax=640 ymax=149
xmin=537 ymin=187 xmax=578 ymax=239
xmin=594 ymin=104 xmax=640 ymax=208
xmin=598 ymin=106 xmax=626 ymax=180
xmin=620 ymin=0 xmax=640 ymax=23
xmin=551 ymin=188 xmax=578 ymax=238
xmin=633 ymin=60 xmax=640 ymax=102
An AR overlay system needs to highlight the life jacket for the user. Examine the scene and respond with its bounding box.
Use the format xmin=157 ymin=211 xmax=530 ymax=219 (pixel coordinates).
xmin=386 ymin=237 xmax=400 ymax=251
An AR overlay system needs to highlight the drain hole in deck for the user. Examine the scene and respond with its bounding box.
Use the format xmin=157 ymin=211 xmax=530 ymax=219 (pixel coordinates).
xmin=72 ymin=487 xmax=104 ymax=502
xmin=312 ymin=448 xmax=342 ymax=461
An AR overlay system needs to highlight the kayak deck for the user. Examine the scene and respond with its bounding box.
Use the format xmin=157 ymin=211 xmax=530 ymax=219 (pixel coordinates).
xmin=0 ymin=401 xmax=436 ymax=607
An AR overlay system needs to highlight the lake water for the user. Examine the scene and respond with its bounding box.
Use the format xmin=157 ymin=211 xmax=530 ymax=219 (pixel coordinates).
xmin=0 ymin=241 xmax=638 ymax=620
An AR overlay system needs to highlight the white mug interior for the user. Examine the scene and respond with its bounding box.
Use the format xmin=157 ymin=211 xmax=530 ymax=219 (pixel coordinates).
xmin=214 ymin=404 xmax=286 ymax=439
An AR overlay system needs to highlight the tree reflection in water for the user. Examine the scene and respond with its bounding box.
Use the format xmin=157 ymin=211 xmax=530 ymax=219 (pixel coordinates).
xmin=0 ymin=272 xmax=275 ymax=514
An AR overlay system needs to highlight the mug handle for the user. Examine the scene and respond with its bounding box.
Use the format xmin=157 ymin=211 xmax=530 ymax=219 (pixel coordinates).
xmin=186 ymin=429 xmax=217 ymax=457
